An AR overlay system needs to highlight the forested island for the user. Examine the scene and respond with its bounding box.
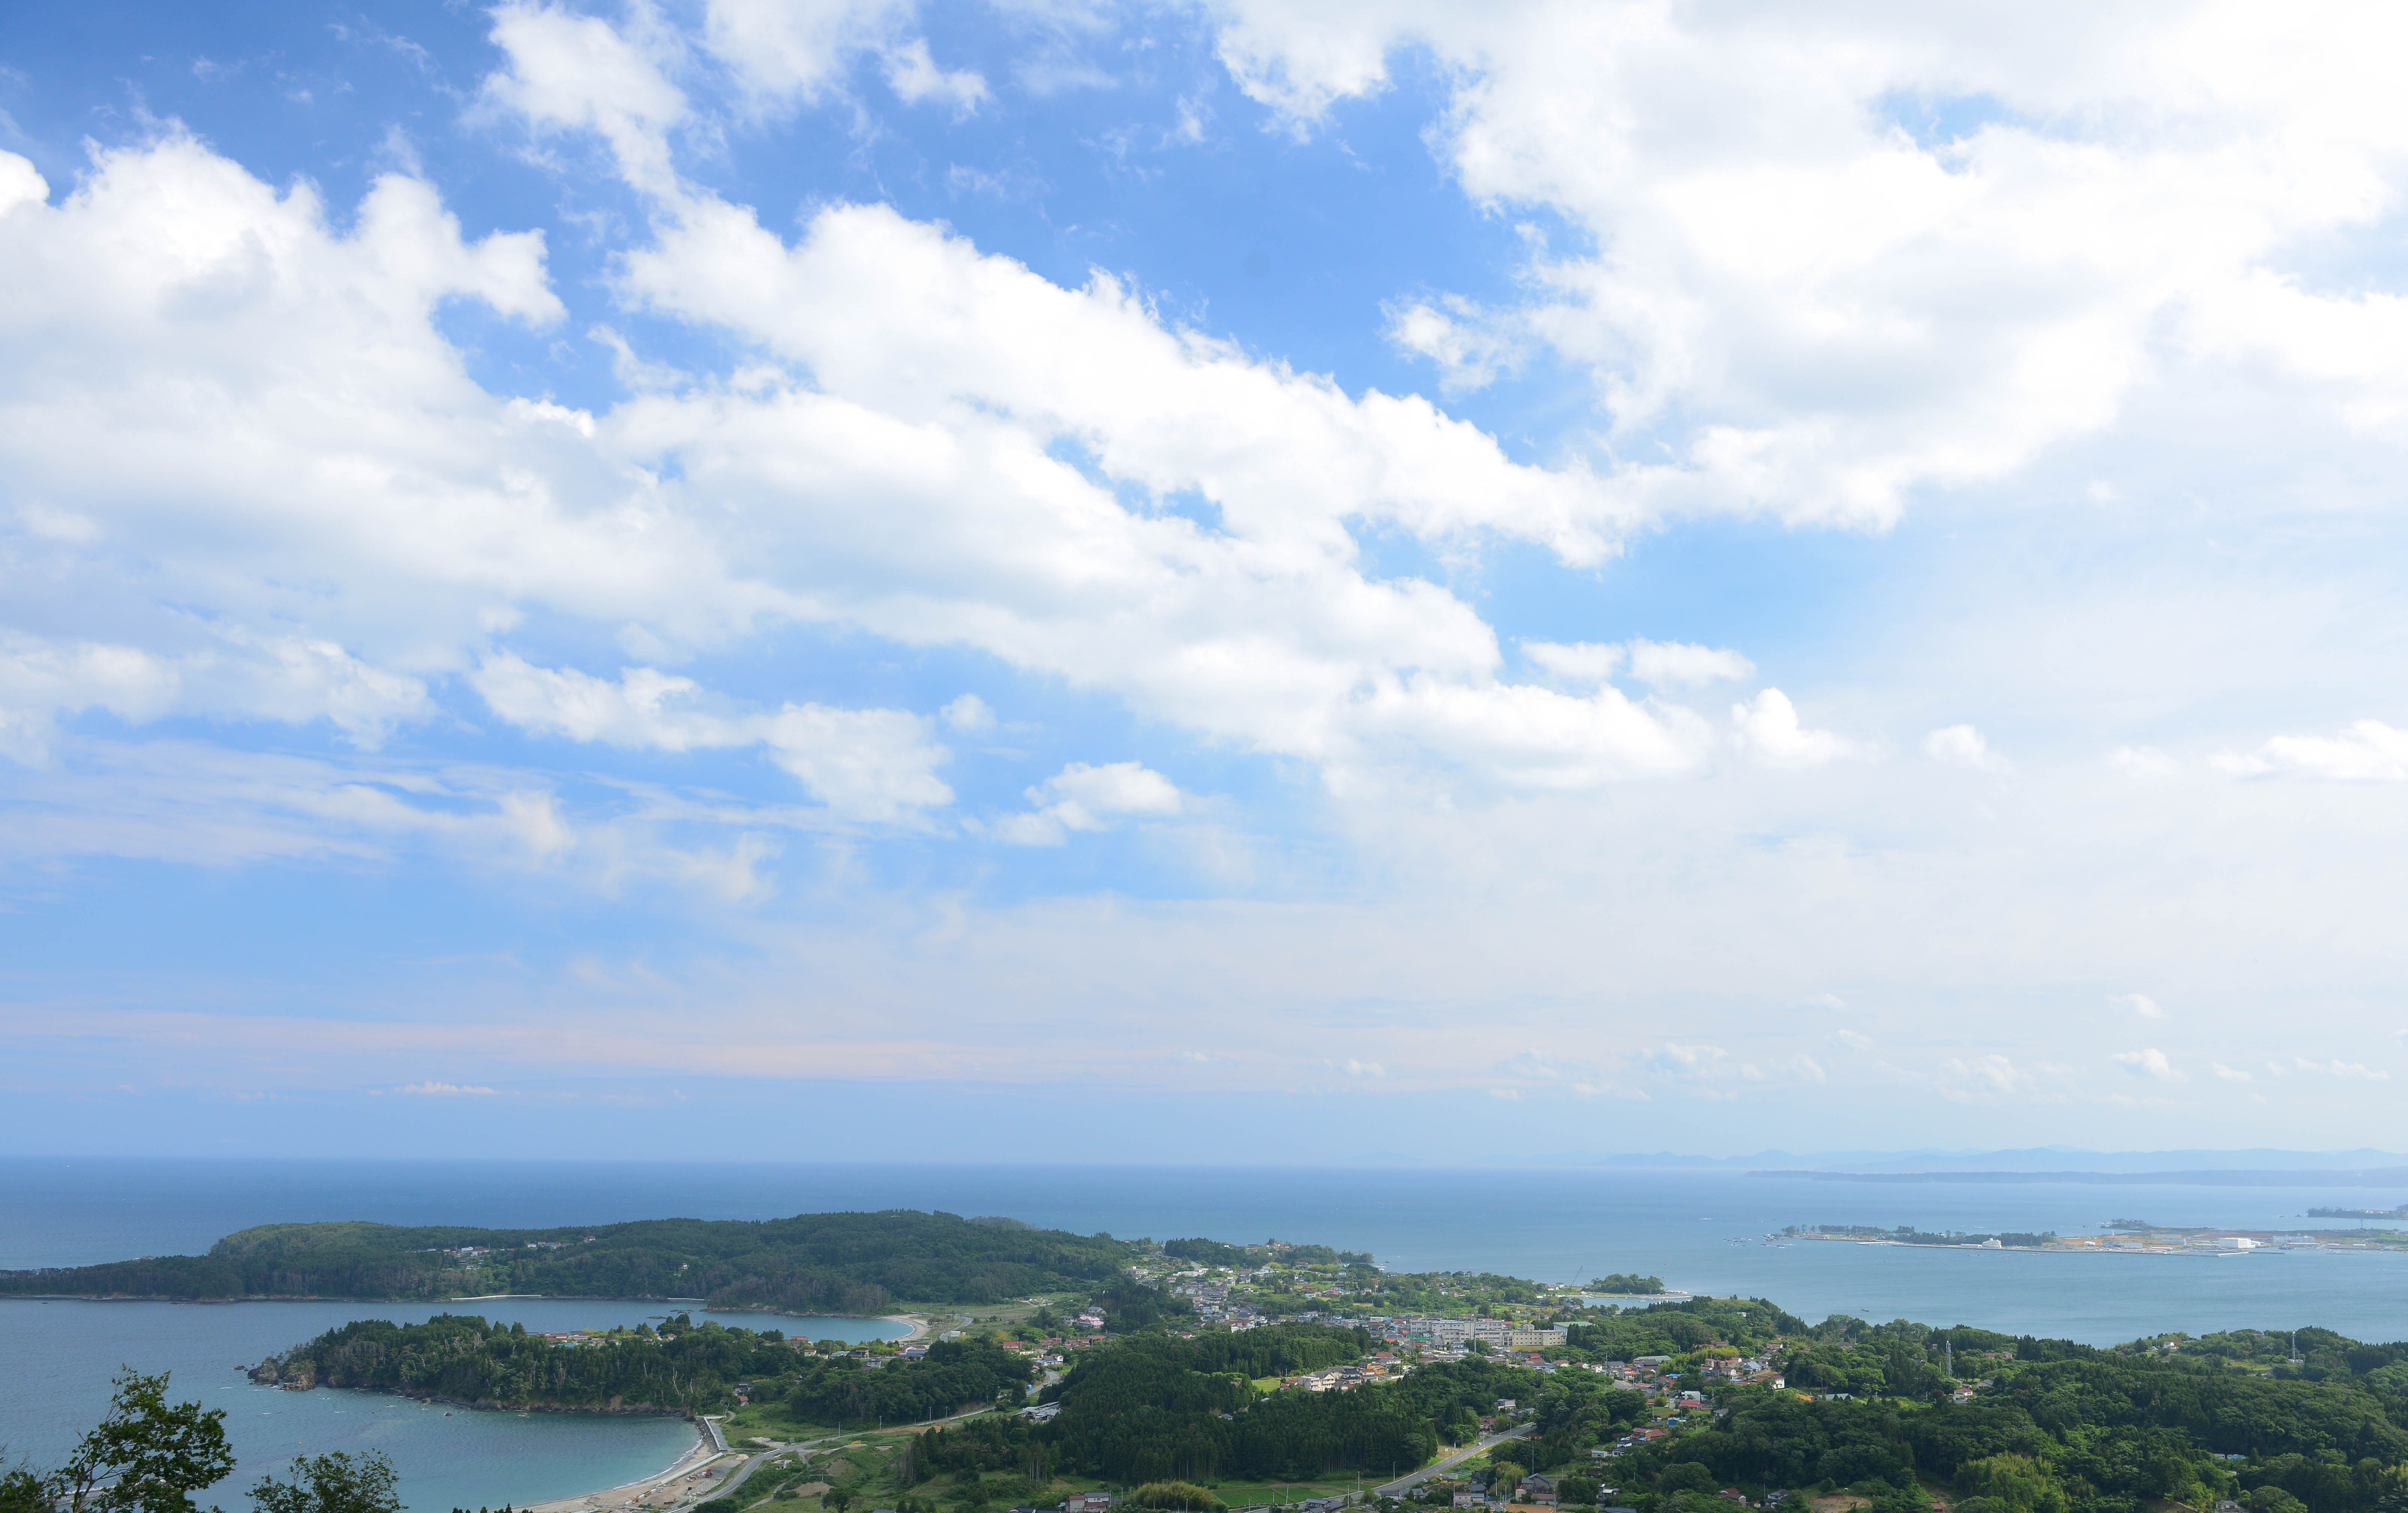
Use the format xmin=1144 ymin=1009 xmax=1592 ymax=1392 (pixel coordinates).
xmin=0 ymin=1210 xmax=1137 ymax=1309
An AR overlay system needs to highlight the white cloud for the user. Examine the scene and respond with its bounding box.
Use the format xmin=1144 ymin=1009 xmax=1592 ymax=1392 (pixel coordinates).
xmin=940 ymin=693 xmax=996 ymax=732
xmin=397 ymin=1080 xmax=499 ymax=1096
xmin=1523 ymin=641 xmax=1624 ymax=684
xmin=2113 ymin=993 xmax=2167 ymax=1020
xmin=1732 ymin=689 xmax=1859 ymax=768
xmin=472 ymin=654 xmax=954 ymax=822
xmin=880 ymin=36 xmax=988 ymax=111
xmin=1386 ymin=294 xmax=1523 ymax=393
xmin=2211 ymin=1062 xmax=2252 ymax=1082
xmin=701 ymin=0 xmax=914 ymax=106
xmin=2290 ymin=1057 xmax=2391 ymax=1081
xmin=592 ymin=191 xmax=1711 ymax=793
xmin=1626 ymin=640 xmax=1754 ymax=689
xmin=483 ymin=3 xmax=690 ymax=193
xmin=1938 ymin=1053 xmax=2032 ymax=1101
xmin=2113 ymin=1047 xmax=2183 ymax=1080
xmin=1520 ymin=638 xmax=1754 ymax=691
xmin=1924 ymin=724 xmax=2010 ymax=773
xmin=0 ymin=631 xmax=432 ymax=764
xmin=1648 ymin=1042 xmax=1726 ymax=1075
xmin=2110 ymin=745 xmax=2178 ymax=778
xmin=994 ymin=760 xmax=1184 ymax=845
xmin=2218 ymin=720 xmax=2408 ymax=781
xmin=1206 ymin=0 xmax=2408 ymax=531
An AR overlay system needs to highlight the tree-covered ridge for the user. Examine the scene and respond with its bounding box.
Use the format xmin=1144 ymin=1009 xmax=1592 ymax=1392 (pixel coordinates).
xmin=1568 ymin=1297 xmax=1807 ymax=1359
xmin=1602 ymin=1313 xmax=2408 ymax=1513
xmin=786 ymin=1339 xmax=1035 ymax=1427
xmin=272 ymin=1313 xmax=804 ymax=1413
xmin=908 ymin=1325 xmax=1438 ymax=1486
xmin=0 ymin=1210 xmax=1136 ymax=1305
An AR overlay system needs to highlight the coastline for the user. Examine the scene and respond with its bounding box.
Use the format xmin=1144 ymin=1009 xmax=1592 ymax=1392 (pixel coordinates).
xmin=522 ymin=1422 xmax=723 ymax=1513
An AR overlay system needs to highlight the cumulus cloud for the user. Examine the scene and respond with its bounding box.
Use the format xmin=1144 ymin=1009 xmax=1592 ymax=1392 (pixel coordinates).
xmin=2114 ymin=1047 xmax=2183 ymax=1080
xmin=1520 ymin=638 xmax=1754 ymax=691
xmin=1925 ymin=724 xmax=2011 ymax=772
xmin=1206 ymin=0 xmax=2408 ymax=529
xmin=1938 ymin=1053 xmax=2032 ymax=1101
xmin=0 ymin=631 xmax=432 ymax=765
xmin=2286 ymin=1057 xmax=2391 ymax=1081
xmin=471 ymin=655 xmax=954 ymax=822
xmin=993 ymin=760 xmax=1184 ymax=845
xmin=1387 ymin=293 xmax=1523 ymax=393
xmin=0 ymin=68 xmax=1721 ymax=820
xmin=1732 ymin=689 xmax=1859 ymax=768
xmin=396 ymin=1080 xmax=499 ymax=1096
xmin=2218 ymin=720 xmax=2408 ymax=781
xmin=1627 ymin=641 xmax=1755 ymax=689
xmin=2114 ymin=993 xmax=2167 ymax=1020
xmin=700 ymin=0 xmax=986 ymax=114
xmin=939 ymin=694 xmax=996 ymax=732
xmin=483 ymin=2 xmax=691 ymax=193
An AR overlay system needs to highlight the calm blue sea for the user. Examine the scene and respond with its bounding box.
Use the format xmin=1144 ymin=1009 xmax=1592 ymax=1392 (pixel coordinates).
xmin=3 ymin=1159 xmax=2405 ymax=1510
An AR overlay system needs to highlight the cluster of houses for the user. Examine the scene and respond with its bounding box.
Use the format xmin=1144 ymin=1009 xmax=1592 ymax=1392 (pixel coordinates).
xmin=1388 ymin=1319 xmax=1570 ymax=1353
xmin=1286 ymin=1356 xmax=1408 ymax=1392
xmin=1451 ymin=1469 xmax=1568 ymax=1508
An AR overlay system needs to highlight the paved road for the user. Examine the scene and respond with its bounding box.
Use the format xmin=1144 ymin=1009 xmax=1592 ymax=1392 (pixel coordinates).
xmin=1375 ymin=1424 xmax=1537 ymax=1496
xmin=694 ymin=1402 xmax=1010 ymax=1511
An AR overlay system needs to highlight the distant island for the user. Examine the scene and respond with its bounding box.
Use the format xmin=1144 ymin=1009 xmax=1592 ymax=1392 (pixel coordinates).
xmin=1787 ymin=1220 xmax=2408 ymax=1254
xmin=2306 ymin=1204 xmax=2408 ymax=1219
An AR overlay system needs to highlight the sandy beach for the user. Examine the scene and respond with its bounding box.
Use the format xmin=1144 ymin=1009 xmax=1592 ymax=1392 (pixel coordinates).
xmin=523 ymin=1427 xmax=732 ymax=1513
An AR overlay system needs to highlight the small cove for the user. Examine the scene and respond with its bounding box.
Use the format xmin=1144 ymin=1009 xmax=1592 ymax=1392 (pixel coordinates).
xmin=0 ymin=1297 xmax=910 ymax=1511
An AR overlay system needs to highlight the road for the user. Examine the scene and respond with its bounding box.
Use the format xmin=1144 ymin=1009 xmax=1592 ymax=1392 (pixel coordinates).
xmin=697 ymin=1401 xmax=1015 ymax=1512
xmin=1375 ymin=1424 xmax=1536 ymax=1496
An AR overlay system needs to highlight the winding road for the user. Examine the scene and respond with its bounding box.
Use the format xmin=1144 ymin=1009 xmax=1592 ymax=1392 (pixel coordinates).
xmin=1375 ymin=1424 xmax=1537 ymax=1497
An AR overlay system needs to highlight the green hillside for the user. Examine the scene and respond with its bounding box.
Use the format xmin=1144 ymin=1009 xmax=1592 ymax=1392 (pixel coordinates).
xmin=0 ymin=1210 xmax=1134 ymax=1307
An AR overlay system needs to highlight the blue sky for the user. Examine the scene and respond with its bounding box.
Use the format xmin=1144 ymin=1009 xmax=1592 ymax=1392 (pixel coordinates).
xmin=5 ymin=0 xmax=2408 ymax=1164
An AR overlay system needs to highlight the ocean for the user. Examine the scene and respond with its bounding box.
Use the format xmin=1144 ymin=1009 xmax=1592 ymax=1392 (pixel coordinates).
xmin=3 ymin=1158 xmax=2405 ymax=1510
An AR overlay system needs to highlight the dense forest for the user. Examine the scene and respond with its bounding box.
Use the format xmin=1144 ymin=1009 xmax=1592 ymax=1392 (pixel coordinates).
xmin=787 ymin=1340 xmax=1035 ymax=1426
xmin=1601 ymin=1314 xmax=2408 ymax=1513
xmin=270 ymin=1313 xmax=802 ymax=1413
xmin=0 ymin=1210 xmax=1134 ymax=1306
xmin=268 ymin=1314 xmax=1032 ymax=1423
xmin=1567 ymin=1297 xmax=1808 ymax=1359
